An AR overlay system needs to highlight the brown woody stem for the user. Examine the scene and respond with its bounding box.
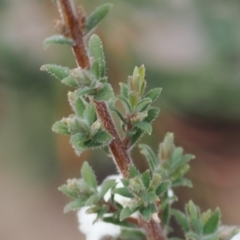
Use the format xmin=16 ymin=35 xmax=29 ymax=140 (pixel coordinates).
xmin=57 ymin=0 xmax=131 ymax=178
xmin=56 ymin=0 xmax=166 ymax=239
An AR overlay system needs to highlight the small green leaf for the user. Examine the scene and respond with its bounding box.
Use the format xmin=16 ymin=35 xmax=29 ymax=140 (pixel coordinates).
xmin=134 ymin=121 xmax=152 ymax=135
xmin=149 ymin=174 xmax=161 ymax=190
xmin=86 ymin=194 xmax=100 ymax=205
xmin=67 ymin=117 xmax=90 ymax=135
xmin=100 ymin=179 xmax=116 ymax=198
xmin=172 ymin=209 xmax=190 ymax=232
xmin=111 ymin=108 xmax=127 ymax=124
xmin=85 ymin=4 xmax=113 ymax=34
xmin=112 ymin=187 xmax=134 ymax=198
xmin=141 ymin=170 xmax=151 ymax=189
xmin=145 ymin=107 xmax=160 ymax=123
xmin=52 ymin=120 xmax=70 ymax=135
xmin=192 ymin=218 xmax=203 ymax=234
xmin=129 ymin=165 xmax=140 ymax=178
xmin=43 ymin=34 xmax=74 ymax=48
xmin=172 ymin=178 xmax=192 ymax=188
xmin=120 ymin=207 xmax=137 ymax=221
xmin=64 ymin=199 xmax=85 ymax=213
xmin=58 ymin=184 xmax=78 ymax=199
xmin=84 ymin=104 xmax=97 ymax=125
xmin=156 ymin=181 xmax=171 ymax=196
xmin=121 ymin=179 xmax=130 ymax=187
xmin=118 ymin=95 xmax=131 ymax=113
xmin=94 ymin=83 xmax=115 ymax=101
xmin=76 ymin=86 xmax=94 ymax=97
xmin=186 ymin=201 xmax=199 ymax=220
xmin=93 ymin=130 xmax=113 ymax=144
xmin=61 ymin=75 xmax=78 ymax=88
xmin=119 ymin=82 xmax=129 ymax=98
xmin=40 ymin=64 xmax=70 ymax=81
xmin=75 ymin=98 xmax=86 ymax=117
xmin=145 ymin=191 xmax=159 ymax=203
xmin=203 ymin=208 xmax=221 ymax=235
xmin=139 ymin=144 xmax=158 ymax=172
xmin=119 ymin=229 xmax=146 ymax=240
xmin=81 ymin=162 xmax=98 ymax=190
xmin=144 ymin=88 xmax=162 ymax=102
xmin=170 ymin=165 xmax=190 ymax=180
xmin=135 ymin=98 xmax=152 ymax=112
xmin=88 ymin=34 xmax=106 ymax=78
xmin=70 ymin=134 xmax=88 ymax=155
xmin=139 ymin=206 xmax=152 ymax=222
xmin=162 ymin=203 xmax=170 ymax=226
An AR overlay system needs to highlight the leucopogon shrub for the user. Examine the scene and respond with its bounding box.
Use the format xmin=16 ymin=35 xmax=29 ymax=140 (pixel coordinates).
xmin=41 ymin=1 xmax=240 ymax=240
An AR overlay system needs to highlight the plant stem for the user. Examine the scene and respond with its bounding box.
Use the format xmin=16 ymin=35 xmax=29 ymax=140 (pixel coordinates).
xmin=57 ymin=0 xmax=131 ymax=178
xmin=56 ymin=1 xmax=166 ymax=239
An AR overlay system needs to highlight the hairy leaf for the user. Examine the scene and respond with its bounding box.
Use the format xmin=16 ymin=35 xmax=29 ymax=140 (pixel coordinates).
xmin=40 ymin=64 xmax=70 ymax=81
xmin=120 ymin=207 xmax=137 ymax=221
xmin=64 ymin=199 xmax=85 ymax=213
xmin=81 ymin=162 xmax=98 ymax=190
xmin=85 ymin=4 xmax=113 ymax=34
xmin=144 ymin=88 xmax=162 ymax=102
xmin=43 ymin=34 xmax=74 ymax=48
xmin=88 ymin=34 xmax=106 ymax=78
xmin=172 ymin=209 xmax=190 ymax=232
xmin=139 ymin=144 xmax=158 ymax=172
xmin=203 ymin=208 xmax=221 ymax=235
xmin=100 ymin=179 xmax=116 ymax=198
xmin=52 ymin=120 xmax=70 ymax=135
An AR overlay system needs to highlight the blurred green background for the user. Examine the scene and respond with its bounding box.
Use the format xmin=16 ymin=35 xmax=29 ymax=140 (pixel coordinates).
xmin=1 ymin=0 xmax=240 ymax=239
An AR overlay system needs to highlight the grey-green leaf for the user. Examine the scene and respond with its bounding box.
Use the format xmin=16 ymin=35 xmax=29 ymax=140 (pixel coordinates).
xmin=40 ymin=64 xmax=70 ymax=81
xmin=94 ymin=83 xmax=115 ymax=101
xmin=144 ymin=88 xmax=162 ymax=102
xmin=93 ymin=130 xmax=113 ymax=144
xmin=129 ymin=165 xmax=140 ymax=178
xmin=141 ymin=170 xmax=151 ymax=189
xmin=134 ymin=121 xmax=152 ymax=135
xmin=139 ymin=144 xmax=158 ymax=172
xmin=88 ymin=34 xmax=106 ymax=78
xmin=120 ymin=207 xmax=137 ymax=221
xmin=81 ymin=162 xmax=98 ymax=190
xmin=85 ymin=4 xmax=113 ymax=34
xmin=112 ymin=187 xmax=134 ymax=198
xmin=61 ymin=76 xmax=78 ymax=88
xmin=100 ymin=179 xmax=116 ymax=198
xmin=43 ymin=34 xmax=74 ymax=48
xmin=64 ymin=200 xmax=85 ymax=213
xmin=52 ymin=120 xmax=70 ymax=135
xmin=203 ymin=208 xmax=221 ymax=235
xmin=172 ymin=209 xmax=190 ymax=232
xmin=84 ymin=104 xmax=97 ymax=125
xmin=155 ymin=181 xmax=171 ymax=196
xmin=75 ymin=98 xmax=86 ymax=117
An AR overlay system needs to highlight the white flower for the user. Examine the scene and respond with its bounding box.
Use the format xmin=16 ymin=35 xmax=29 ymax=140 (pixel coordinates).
xmin=231 ymin=232 xmax=240 ymax=240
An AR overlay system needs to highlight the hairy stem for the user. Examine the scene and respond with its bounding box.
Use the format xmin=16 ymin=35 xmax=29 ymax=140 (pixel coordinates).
xmin=138 ymin=217 xmax=166 ymax=240
xmin=56 ymin=0 xmax=166 ymax=239
xmin=57 ymin=0 xmax=131 ymax=178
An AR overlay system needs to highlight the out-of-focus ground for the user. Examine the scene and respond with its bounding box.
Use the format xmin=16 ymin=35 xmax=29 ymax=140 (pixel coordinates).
xmin=1 ymin=0 xmax=240 ymax=239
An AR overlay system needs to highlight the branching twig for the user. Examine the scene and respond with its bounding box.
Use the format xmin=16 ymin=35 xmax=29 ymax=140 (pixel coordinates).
xmin=56 ymin=0 xmax=166 ymax=239
xmin=57 ymin=0 xmax=131 ymax=178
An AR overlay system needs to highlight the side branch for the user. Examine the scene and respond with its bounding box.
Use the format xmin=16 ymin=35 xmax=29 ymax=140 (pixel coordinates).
xmin=56 ymin=1 xmax=166 ymax=239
